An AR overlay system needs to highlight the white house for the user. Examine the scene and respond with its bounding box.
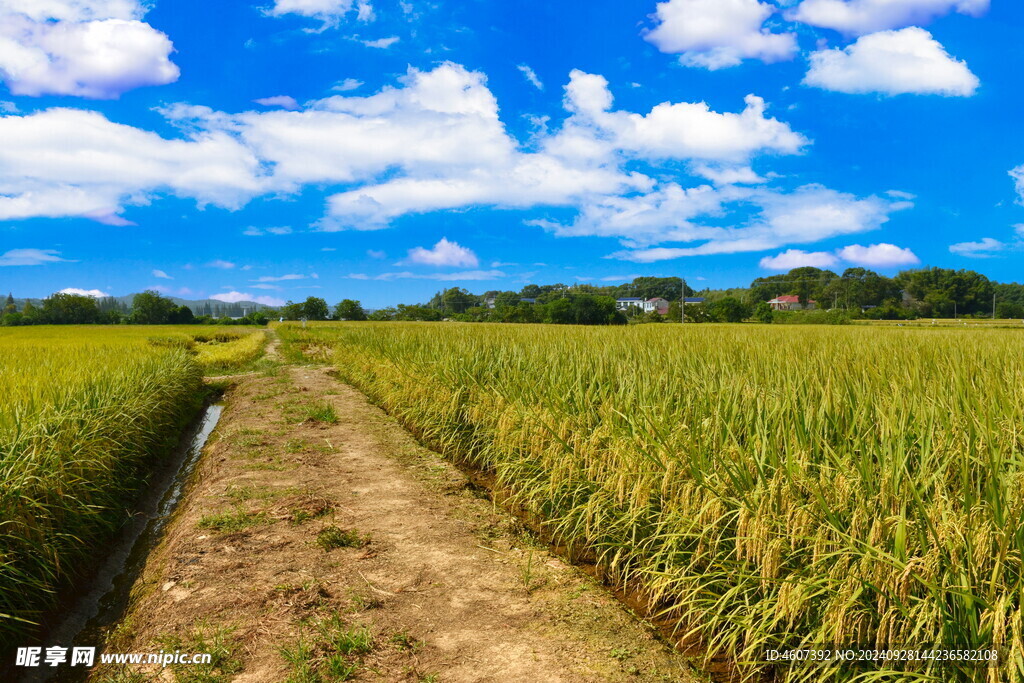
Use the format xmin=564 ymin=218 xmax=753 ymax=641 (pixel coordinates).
xmin=616 ymin=297 xmax=644 ymax=312
xmin=616 ymin=297 xmax=671 ymax=315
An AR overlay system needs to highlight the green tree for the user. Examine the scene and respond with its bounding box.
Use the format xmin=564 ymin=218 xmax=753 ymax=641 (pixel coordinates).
xmin=245 ymin=311 xmax=269 ymax=326
xmin=301 ymin=297 xmax=329 ymax=321
xmin=130 ymin=291 xmax=176 ymax=324
xmin=441 ymin=288 xmax=475 ymax=314
xmin=996 ymin=301 xmax=1024 ymax=319
xmin=897 ymin=267 xmax=993 ymax=316
xmin=42 ymin=293 xmax=101 ymax=324
xmin=395 ymin=304 xmax=443 ymax=321
xmin=20 ymin=300 xmax=39 ymax=324
xmin=493 ymin=291 xmax=522 ymax=308
xmin=822 ymin=268 xmax=901 ymax=310
xmin=708 ymin=297 xmax=751 ymax=323
xmin=753 ymin=302 xmax=774 ymax=323
xmin=279 ymin=301 xmax=304 ymax=320
xmin=3 ymin=293 xmax=15 ymax=315
xmin=334 ymin=299 xmax=367 ymax=321
xmin=519 ymin=284 xmax=543 ymax=299
xmin=168 ymin=305 xmax=196 ymax=324
xmin=614 ymin=277 xmax=690 ymax=301
xmin=750 ymin=268 xmax=838 ymax=306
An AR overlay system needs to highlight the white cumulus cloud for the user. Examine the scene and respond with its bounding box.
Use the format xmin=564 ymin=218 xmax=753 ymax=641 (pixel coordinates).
xmin=837 ymin=242 xmax=920 ymax=266
xmin=608 ymin=185 xmax=908 ymax=261
xmin=949 ymin=237 xmax=1004 ymax=257
xmin=211 ymin=291 xmax=286 ymax=306
xmin=559 ymin=70 xmax=808 ymax=162
xmin=644 ymin=0 xmax=798 ymax=70
xmin=0 ymin=107 xmax=265 ymax=222
xmin=0 ymin=0 xmax=179 ymax=98
xmin=0 ymin=62 xmax=908 ymax=265
xmin=333 ymin=78 xmax=363 ymax=91
xmin=804 ymin=27 xmax=979 ymax=96
xmin=58 ymin=287 xmax=109 ymax=297
xmin=266 ymin=0 xmax=353 ymax=20
xmin=152 ymin=269 xmax=172 ymax=279
xmin=254 ymin=95 xmax=300 ymax=110
xmin=405 ymin=237 xmax=479 ymax=267
xmin=760 ymin=249 xmax=839 ymax=269
xmin=760 ymin=242 xmax=918 ymax=269
xmin=361 ymin=36 xmax=399 ymax=48
xmin=789 ymin=0 xmax=989 ymax=35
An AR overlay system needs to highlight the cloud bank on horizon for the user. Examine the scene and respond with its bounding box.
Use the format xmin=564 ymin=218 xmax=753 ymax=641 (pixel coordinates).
xmin=0 ymin=0 xmax=1020 ymax=306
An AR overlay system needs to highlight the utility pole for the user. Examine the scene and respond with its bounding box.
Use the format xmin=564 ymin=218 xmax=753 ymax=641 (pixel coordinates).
xmin=681 ymin=277 xmax=686 ymax=324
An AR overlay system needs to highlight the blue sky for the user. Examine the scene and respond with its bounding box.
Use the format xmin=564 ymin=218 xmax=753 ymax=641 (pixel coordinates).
xmin=0 ymin=0 xmax=1022 ymax=308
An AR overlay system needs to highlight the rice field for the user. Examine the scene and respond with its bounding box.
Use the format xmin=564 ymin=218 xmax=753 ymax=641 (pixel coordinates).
xmin=278 ymin=322 xmax=1024 ymax=682
xmin=0 ymin=326 xmax=263 ymax=647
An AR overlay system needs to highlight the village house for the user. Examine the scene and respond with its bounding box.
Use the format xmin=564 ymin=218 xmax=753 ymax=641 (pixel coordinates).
xmin=645 ymin=297 xmax=670 ymax=315
xmin=767 ymin=295 xmax=817 ymax=311
xmin=615 ymin=297 xmax=644 ymax=312
xmin=616 ymin=297 xmax=671 ymax=315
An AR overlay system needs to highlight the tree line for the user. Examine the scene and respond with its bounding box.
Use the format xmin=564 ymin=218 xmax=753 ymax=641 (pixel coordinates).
xmin=749 ymin=266 xmax=1024 ymax=320
xmin=1 ymin=291 xmax=269 ymax=326
xmin=6 ymin=269 xmax=1024 ymax=328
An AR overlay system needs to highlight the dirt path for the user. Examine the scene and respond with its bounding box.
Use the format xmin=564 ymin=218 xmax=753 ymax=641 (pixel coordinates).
xmin=91 ymin=362 xmax=702 ymax=682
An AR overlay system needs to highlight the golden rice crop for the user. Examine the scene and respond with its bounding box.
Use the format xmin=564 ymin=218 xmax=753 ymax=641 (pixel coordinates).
xmin=193 ymin=330 xmax=267 ymax=373
xmin=279 ymin=322 xmax=1024 ymax=682
xmin=0 ymin=326 xmax=244 ymax=648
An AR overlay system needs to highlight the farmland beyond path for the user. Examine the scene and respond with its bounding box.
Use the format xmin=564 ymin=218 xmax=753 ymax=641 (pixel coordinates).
xmin=92 ymin=361 xmax=699 ymax=682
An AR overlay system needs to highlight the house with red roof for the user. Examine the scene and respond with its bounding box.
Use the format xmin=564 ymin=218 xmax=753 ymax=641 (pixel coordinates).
xmin=767 ymin=295 xmax=817 ymax=311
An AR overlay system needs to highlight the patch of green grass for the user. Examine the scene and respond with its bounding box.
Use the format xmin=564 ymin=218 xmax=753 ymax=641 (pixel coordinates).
xmin=346 ymin=590 xmax=383 ymax=612
xmin=279 ymin=615 xmax=374 ymax=683
xmin=325 ymin=653 xmax=358 ymax=680
xmin=389 ymin=631 xmax=420 ymax=652
xmin=228 ymin=428 xmax=265 ymax=448
xmin=610 ymin=646 xmax=638 ymax=661
xmin=316 ymin=525 xmax=366 ymax=551
xmin=155 ymin=621 xmax=243 ymax=683
xmin=281 ymin=637 xmax=321 ymax=683
xmin=243 ymin=455 xmax=293 ymax=471
xmin=197 ymin=508 xmax=268 ymax=533
xmin=292 ymin=505 xmax=331 ymax=525
xmin=304 ymin=400 xmax=339 ymax=424
xmin=328 ymin=626 xmax=372 ymax=656
xmin=223 ymin=484 xmax=283 ymax=504
xmin=285 ymin=438 xmax=309 ymax=453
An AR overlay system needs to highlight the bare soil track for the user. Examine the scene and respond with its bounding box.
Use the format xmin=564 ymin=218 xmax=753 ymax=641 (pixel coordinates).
xmin=91 ymin=361 xmax=702 ymax=682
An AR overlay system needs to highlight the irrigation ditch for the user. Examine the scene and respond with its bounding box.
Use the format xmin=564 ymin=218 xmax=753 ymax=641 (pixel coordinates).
xmin=12 ymin=401 xmax=225 ymax=683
